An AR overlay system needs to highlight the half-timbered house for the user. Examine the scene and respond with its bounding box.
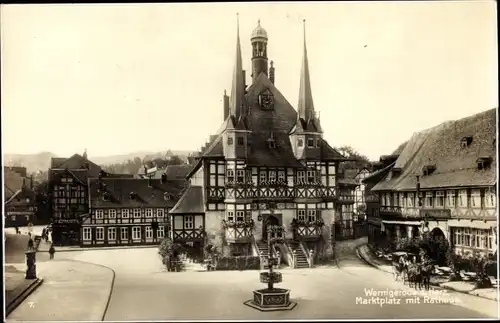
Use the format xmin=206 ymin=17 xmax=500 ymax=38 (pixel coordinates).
xmin=169 ymin=19 xmax=349 ymax=267
xmin=368 ymin=108 xmax=497 ymax=256
xmin=4 ymin=186 xmax=37 ymax=227
xmin=83 ymin=177 xmax=184 ymax=247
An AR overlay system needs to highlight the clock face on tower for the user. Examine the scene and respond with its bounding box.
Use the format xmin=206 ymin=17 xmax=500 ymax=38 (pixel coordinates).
xmin=258 ymin=88 xmax=274 ymax=111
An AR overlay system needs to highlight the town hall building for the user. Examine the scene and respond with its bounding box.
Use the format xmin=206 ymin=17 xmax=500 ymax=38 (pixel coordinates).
xmin=169 ymin=18 xmax=351 ymax=267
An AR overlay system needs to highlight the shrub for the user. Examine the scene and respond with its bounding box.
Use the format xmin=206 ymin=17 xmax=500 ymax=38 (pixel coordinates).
xmin=215 ymin=256 xmax=260 ymax=271
xmin=158 ymin=237 xmax=185 ymax=271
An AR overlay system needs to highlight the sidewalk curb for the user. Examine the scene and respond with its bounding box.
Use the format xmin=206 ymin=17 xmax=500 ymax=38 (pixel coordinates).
xmin=38 ymin=245 xmax=158 ymax=253
xmin=355 ymin=245 xmax=498 ymax=302
xmin=62 ymin=259 xmax=116 ymax=321
xmin=6 ymin=278 xmax=44 ymax=317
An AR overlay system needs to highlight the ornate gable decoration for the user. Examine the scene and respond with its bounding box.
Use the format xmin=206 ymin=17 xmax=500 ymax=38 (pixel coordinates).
xmin=258 ymin=88 xmax=274 ymax=110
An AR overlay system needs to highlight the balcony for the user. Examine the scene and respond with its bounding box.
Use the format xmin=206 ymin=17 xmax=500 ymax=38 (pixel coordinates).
xmin=172 ymin=229 xmax=205 ymax=242
xmin=337 ymin=194 xmax=355 ymax=204
xmin=222 ymin=220 xmax=254 ymax=243
xmin=292 ymin=219 xmax=324 ymax=241
xmin=420 ymin=208 xmax=451 ymax=220
xmin=379 ymin=206 xmax=402 ymax=217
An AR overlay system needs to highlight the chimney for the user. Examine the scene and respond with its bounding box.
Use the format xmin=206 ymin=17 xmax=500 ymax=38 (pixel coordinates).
xmin=269 ymin=61 xmax=275 ymax=84
xmin=22 ymin=177 xmax=26 ymax=188
xmin=223 ymin=90 xmax=229 ymax=120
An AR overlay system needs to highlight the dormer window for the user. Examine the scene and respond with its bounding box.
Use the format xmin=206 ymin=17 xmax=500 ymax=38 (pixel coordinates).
xmin=268 ymin=139 xmax=276 ymax=149
xmin=392 ymin=167 xmax=402 ymax=177
xmin=237 ymin=137 xmax=244 ymax=146
xmin=129 ymin=192 xmax=136 ymax=200
xmin=307 ymin=138 xmax=314 ymax=148
xmin=315 ymin=138 xmax=320 ymax=148
xmin=477 ymin=157 xmax=492 ymax=170
xmin=422 ymin=165 xmax=436 ymax=176
xmin=103 ymin=192 xmax=110 ymax=201
xmin=461 ymin=136 xmax=473 ymax=148
xmin=227 ymin=137 xmax=233 ymax=145
xmin=163 ymin=192 xmax=171 ymax=201
xmin=298 ymin=138 xmax=304 ymax=147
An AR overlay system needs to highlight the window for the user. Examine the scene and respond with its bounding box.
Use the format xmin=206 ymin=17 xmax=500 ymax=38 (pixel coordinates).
xmin=446 ymin=191 xmax=456 ymax=208
xmin=227 ymin=170 xmax=235 ymax=183
xmin=297 ymin=171 xmax=305 ymax=183
xmin=96 ymin=227 xmax=104 ymax=240
xmin=132 ymin=227 xmax=141 ymax=240
xmin=134 ymin=209 xmax=141 ymax=218
xmin=184 ymin=215 xmax=194 ymax=229
xmin=121 ymin=227 xmax=128 ymax=240
xmin=157 ymin=226 xmax=165 ymax=238
xmin=452 ymin=227 xmax=494 ymax=250
xmin=277 ymin=171 xmax=285 ymax=182
xmin=458 ymin=190 xmax=467 ymax=207
xmin=424 ymin=192 xmax=433 ymax=208
xmin=83 ymin=227 xmax=92 ymax=241
xmin=435 ymin=191 xmax=444 ymax=207
xmin=226 ymin=211 xmax=234 ymax=222
xmin=316 ymin=138 xmax=320 ymax=148
xmin=298 ymin=138 xmax=304 ymax=147
xmin=236 ymin=170 xmax=245 ymax=183
xmin=393 ymin=193 xmax=398 ymax=206
xmin=269 ymin=171 xmax=276 ymax=182
xmin=307 ymin=209 xmax=316 ymax=222
xmin=227 ymin=137 xmax=233 ymax=145
xmin=146 ymin=208 xmax=153 ymax=217
xmin=297 ymin=209 xmax=306 ymax=221
xmin=485 ymin=189 xmax=496 ymax=208
xmin=145 ymin=227 xmax=153 ymax=239
xmin=259 ymin=171 xmax=267 ymax=183
xmin=96 ymin=210 xmax=104 ymax=219
xmin=157 ymin=209 xmax=164 ymax=217
xmin=236 ymin=211 xmax=245 ymax=222
xmin=399 ymin=193 xmax=405 ymax=208
xmin=307 ymin=170 xmax=315 ymax=183
xmin=307 ymin=138 xmax=314 ymax=148
xmin=108 ymin=227 xmax=116 ymax=241
xmin=237 ymin=137 xmax=244 ymax=146
xmin=471 ymin=189 xmax=481 ymax=208
xmin=109 ymin=209 xmax=116 ymax=219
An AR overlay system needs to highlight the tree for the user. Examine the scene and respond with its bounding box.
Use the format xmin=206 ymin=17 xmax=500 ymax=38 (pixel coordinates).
xmin=336 ymin=145 xmax=371 ymax=171
xmin=33 ymin=180 xmax=51 ymax=224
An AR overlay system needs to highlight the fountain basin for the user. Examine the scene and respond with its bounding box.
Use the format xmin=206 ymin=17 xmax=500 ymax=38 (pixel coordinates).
xmin=243 ymin=288 xmax=297 ymax=311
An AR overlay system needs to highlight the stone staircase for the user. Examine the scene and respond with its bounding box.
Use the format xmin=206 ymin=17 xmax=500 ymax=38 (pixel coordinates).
xmin=287 ymin=240 xmax=309 ymax=269
xmin=257 ymin=241 xmax=271 ymax=269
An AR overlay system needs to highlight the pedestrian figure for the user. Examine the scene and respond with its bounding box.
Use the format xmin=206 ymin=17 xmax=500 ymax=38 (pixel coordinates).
xmin=49 ymin=244 xmax=55 ymax=260
xmin=15 ymin=226 xmax=20 ymax=234
xmin=42 ymin=228 xmax=46 ymax=241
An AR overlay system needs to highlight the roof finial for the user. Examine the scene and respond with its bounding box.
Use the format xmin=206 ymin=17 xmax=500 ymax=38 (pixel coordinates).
xmin=303 ymin=19 xmax=306 ymax=42
xmin=258 ymin=19 xmax=261 ymax=25
xmin=237 ymin=13 xmax=240 ymax=35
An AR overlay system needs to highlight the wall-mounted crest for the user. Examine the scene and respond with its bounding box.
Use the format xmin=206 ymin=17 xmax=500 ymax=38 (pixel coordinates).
xmin=258 ymin=88 xmax=274 ymax=110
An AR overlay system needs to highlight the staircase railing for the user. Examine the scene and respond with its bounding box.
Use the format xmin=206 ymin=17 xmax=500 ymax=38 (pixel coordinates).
xmin=251 ymin=236 xmax=260 ymax=257
xmin=299 ymin=241 xmax=313 ymax=268
xmin=285 ymin=241 xmax=296 ymax=268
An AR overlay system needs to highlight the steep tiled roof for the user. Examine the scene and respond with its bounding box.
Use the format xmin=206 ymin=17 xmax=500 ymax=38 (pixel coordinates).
xmin=51 ymin=157 xmax=67 ymax=168
xmin=372 ymin=109 xmax=496 ymax=191
xmin=246 ymin=132 xmax=304 ymax=167
xmin=363 ymin=162 xmax=396 ymax=184
xmin=88 ymin=178 xmax=185 ymax=209
xmin=4 ymin=168 xmax=24 ymax=200
xmin=165 ymin=165 xmax=192 ymax=180
xmin=392 ymin=141 xmax=408 ymax=155
xmin=50 ymin=154 xmax=101 ymax=177
xmin=6 ymin=166 xmax=27 ymax=178
xmin=170 ymin=185 xmax=204 ymax=214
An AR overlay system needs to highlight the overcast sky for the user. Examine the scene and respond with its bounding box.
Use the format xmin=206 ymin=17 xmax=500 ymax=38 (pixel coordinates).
xmin=1 ymin=1 xmax=497 ymax=160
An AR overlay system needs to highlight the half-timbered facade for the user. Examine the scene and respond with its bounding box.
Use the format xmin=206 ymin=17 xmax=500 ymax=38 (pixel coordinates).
xmin=4 ymin=186 xmax=37 ymax=227
xmin=170 ymin=19 xmax=348 ymax=266
xmin=368 ymin=109 xmax=497 ymax=256
xmin=83 ymin=177 xmax=184 ymax=247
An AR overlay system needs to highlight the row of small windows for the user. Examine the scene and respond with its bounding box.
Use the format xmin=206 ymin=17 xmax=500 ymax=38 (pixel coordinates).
xmin=298 ymin=138 xmax=321 ymax=148
xmin=380 ymin=189 xmax=496 ymax=209
xmin=225 ymin=170 xmax=323 ymax=183
xmin=94 ymin=208 xmax=165 ymax=219
xmin=451 ymin=227 xmax=494 ymax=250
xmin=83 ymin=226 xmax=165 ymax=241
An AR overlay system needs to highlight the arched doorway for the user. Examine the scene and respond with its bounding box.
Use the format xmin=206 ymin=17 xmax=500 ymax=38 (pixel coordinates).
xmin=412 ymin=226 xmax=419 ymax=239
xmin=425 ymin=227 xmax=449 ymax=265
xmin=262 ymin=215 xmax=280 ymax=241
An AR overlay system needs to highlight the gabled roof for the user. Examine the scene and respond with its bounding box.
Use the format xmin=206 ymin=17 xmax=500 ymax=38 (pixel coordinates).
xmin=363 ymin=161 xmax=396 ymax=184
xmin=50 ymin=154 xmax=101 ymax=177
xmin=5 ymin=186 xmax=36 ymax=206
xmin=246 ymin=132 xmax=304 ymax=167
xmin=51 ymin=157 xmax=67 ymax=168
xmin=165 ymin=165 xmax=192 ymax=180
xmin=372 ymin=108 xmax=496 ymax=191
xmin=88 ymin=178 xmax=185 ymax=209
xmin=169 ymin=185 xmax=204 ymax=214
xmin=6 ymin=166 xmax=27 ymax=178
xmin=4 ymin=167 xmax=24 ymax=200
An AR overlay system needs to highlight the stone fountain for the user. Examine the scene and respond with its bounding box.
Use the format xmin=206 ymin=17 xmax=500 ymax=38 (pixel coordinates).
xmin=244 ymin=225 xmax=297 ymax=311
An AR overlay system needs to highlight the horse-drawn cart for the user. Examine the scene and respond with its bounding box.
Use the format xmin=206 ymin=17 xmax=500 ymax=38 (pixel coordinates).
xmin=391 ymin=251 xmax=418 ymax=283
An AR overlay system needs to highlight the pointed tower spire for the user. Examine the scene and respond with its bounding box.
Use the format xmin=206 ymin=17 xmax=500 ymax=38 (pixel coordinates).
xmin=297 ymin=19 xmax=315 ymax=123
xmin=229 ymin=13 xmax=245 ymax=119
